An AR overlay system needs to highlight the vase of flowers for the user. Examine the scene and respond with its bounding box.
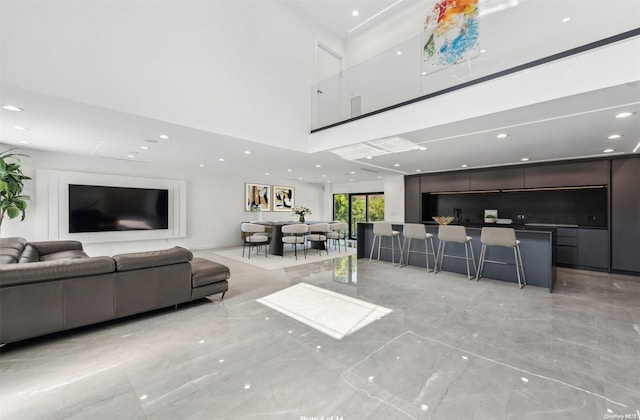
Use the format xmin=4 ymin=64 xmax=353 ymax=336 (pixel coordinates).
xmin=292 ymin=205 xmax=311 ymax=223
xmin=250 ymin=203 xmax=263 ymax=222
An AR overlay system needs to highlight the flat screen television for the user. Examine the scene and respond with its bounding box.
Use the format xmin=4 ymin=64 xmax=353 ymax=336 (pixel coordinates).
xmin=69 ymin=184 xmax=169 ymax=233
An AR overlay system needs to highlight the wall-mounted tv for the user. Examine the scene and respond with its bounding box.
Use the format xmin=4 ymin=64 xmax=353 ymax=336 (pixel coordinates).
xmin=69 ymin=184 xmax=169 ymax=233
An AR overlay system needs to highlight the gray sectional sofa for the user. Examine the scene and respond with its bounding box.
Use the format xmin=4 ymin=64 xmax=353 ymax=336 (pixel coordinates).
xmin=0 ymin=237 xmax=230 ymax=345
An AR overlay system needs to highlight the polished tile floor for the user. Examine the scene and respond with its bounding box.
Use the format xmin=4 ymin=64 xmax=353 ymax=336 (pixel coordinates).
xmin=1 ymin=251 xmax=639 ymax=420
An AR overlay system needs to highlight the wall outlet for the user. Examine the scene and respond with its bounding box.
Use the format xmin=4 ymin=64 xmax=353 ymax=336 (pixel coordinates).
xmin=517 ymin=214 xmax=526 ymax=220
xmin=588 ymin=215 xmax=597 ymax=221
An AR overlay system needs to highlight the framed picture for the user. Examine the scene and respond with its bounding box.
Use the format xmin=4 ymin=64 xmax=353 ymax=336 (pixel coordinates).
xmin=245 ymin=183 xmax=271 ymax=211
xmin=272 ymin=185 xmax=294 ymax=212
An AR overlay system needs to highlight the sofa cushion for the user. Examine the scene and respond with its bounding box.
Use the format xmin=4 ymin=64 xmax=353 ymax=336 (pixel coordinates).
xmin=0 ymin=257 xmax=116 ymax=287
xmin=19 ymin=244 xmax=40 ymax=263
xmin=39 ymin=249 xmax=89 ymax=261
xmin=0 ymin=237 xmax=27 ymax=264
xmin=112 ymin=246 xmax=193 ymax=272
xmin=29 ymin=240 xmax=84 ymax=256
xmin=190 ymin=257 xmax=231 ymax=287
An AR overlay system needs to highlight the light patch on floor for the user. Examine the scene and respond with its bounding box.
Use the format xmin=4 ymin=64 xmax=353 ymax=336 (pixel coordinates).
xmin=256 ymin=282 xmax=392 ymax=339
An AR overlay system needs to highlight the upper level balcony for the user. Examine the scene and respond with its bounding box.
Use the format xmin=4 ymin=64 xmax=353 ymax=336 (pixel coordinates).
xmin=311 ymin=0 xmax=640 ymax=133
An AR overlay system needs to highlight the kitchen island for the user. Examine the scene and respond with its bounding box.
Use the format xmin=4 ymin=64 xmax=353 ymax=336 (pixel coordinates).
xmin=357 ymin=222 xmax=555 ymax=292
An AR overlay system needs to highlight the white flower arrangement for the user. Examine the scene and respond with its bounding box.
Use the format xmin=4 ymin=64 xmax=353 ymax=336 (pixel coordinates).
xmin=292 ymin=205 xmax=311 ymax=219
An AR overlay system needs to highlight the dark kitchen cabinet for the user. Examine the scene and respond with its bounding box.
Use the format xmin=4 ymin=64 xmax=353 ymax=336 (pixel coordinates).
xmin=404 ymin=175 xmax=421 ymax=223
xmin=578 ymin=228 xmax=609 ymax=269
xmin=524 ymin=160 xmax=609 ymax=188
xmin=611 ymin=157 xmax=640 ymax=273
xmin=420 ymin=172 xmax=469 ymax=192
xmin=469 ymin=167 xmax=524 ymax=190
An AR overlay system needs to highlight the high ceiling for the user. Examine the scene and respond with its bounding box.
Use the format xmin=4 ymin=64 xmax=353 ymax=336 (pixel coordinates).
xmin=0 ymin=0 xmax=639 ymax=184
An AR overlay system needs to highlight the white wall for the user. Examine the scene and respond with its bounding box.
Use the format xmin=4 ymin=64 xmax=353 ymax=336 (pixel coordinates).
xmin=329 ymin=175 xmax=404 ymax=223
xmin=0 ymin=147 xmax=326 ymax=256
xmin=0 ymin=1 xmax=317 ymax=152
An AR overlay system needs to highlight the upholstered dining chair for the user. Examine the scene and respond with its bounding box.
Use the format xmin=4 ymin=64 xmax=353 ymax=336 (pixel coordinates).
xmin=241 ymin=223 xmax=270 ymax=259
xmin=326 ymin=222 xmax=348 ymax=253
xmin=306 ymin=223 xmax=329 ymax=256
xmin=281 ymin=223 xmax=308 ymax=260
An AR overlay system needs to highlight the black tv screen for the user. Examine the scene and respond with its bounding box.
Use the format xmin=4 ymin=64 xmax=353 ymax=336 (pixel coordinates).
xmin=69 ymin=184 xmax=169 ymax=233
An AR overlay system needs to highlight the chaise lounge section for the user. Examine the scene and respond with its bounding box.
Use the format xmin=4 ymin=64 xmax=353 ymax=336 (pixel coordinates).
xmin=0 ymin=237 xmax=230 ymax=345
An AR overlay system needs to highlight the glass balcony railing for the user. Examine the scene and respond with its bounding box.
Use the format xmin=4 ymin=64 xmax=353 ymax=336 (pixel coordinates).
xmin=311 ymin=1 xmax=640 ymax=131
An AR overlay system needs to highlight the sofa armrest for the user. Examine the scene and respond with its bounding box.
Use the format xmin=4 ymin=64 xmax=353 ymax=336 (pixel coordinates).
xmin=0 ymin=256 xmax=116 ymax=287
xmin=29 ymin=241 xmax=85 ymax=256
xmin=112 ymin=246 xmax=193 ymax=272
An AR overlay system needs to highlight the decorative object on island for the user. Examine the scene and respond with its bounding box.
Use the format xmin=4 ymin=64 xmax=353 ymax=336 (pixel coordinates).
xmin=484 ymin=209 xmax=498 ymax=223
xmin=0 ymin=149 xmax=31 ymax=235
xmin=292 ymin=205 xmax=311 ymax=223
xmin=432 ymin=216 xmax=455 ymax=225
xmin=273 ymin=185 xmax=294 ymax=212
xmin=245 ymin=183 xmax=271 ymax=212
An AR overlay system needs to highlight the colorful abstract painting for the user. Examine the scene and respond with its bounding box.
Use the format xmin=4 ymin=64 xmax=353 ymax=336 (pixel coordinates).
xmin=423 ymin=0 xmax=479 ymax=73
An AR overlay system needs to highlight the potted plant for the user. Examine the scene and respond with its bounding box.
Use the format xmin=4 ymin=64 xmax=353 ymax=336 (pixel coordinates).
xmin=484 ymin=214 xmax=496 ymax=223
xmin=0 ymin=149 xmax=31 ymax=235
xmin=249 ymin=203 xmax=263 ymax=222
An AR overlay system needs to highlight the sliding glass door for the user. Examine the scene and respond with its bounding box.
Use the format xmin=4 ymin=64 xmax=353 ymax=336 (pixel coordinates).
xmin=333 ymin=192 xmax=384 ymax=239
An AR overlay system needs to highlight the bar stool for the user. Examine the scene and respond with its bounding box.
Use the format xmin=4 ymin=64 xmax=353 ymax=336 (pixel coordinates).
xmin=476 ymin=227 xmax=526 ymax=288
xmin=435 ymin=225 xmax=477 ymax=279
xmin=369 ymin=222 xmax=403 ymax=266
xmin=401 ymin=223 xmax=436 ymax=271
xmin=326 ymin=222 xmax=348 ymax=253
xmin=281 ymin=223 xmax=308 ymax=260
xmin=241 ymin=223 xmax=270 ymax=259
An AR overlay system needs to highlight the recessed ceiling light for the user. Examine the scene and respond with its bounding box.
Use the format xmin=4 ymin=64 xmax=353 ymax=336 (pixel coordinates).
xmin=315 ymin=164 xmax=321 ymax=168
xmin=480 ymin=49 xmax=487 ymax=53
xmin=418 ymin=146 xmax=427 ymax=151
xmin=349 ymin=179 xmax=354 ymax=182
xmin=461 ymin=164 xmax=468 ymax=168
xmin=377 ymin=176 xmax=382 ymax=179
xmin=603 ymin=148 xmax=615 ymax=153
xmin=349 ymin=171 xmax=355 ymax=174
xmin=421 ymin=71 xmax=427 ymax=75
xmin=19 ymin=140 xmax=31 ymax=145
xmin=615 ymin=111 xmax=635 ymax=119
xmin=322 ymin=174 xmax=327 ymax=178
xmin=13 ymin=126 xmax=28 ymax=131
xmin=393 ymin=163 xmax=400 ymax=167
xmin=351 ymin=9 xmax=359 ymax=16
xmin=416 ymin=169 xmax=422 ymax=172
xmin=140 ymin=146 xmax=150 ymax=150
xmin=199 ymin=163 xmax=206 ymax=167
xmin=521 ymin=157 xmax=530 ymax=162
xmin=287 ymin=168 xmax=292 ymax=172
xmin=562 ymin=17 xmax=571 ymax=23
xmin=159 ymin=134 xmax=171 ymax=140
xmin=144 ymin=139 xmax=159 ymax=143
xmin=298 ymin=177 xmax=303 ymax=180
xmin=396 ymin=51 xmax=402 ymax=56
xmin=366 ymin=156 xmax=372 ymax=160
xmin=244 ymin=150 xmax=251 ymax=155
xmin=218 ymin=158 xmax=225 ymax=162
xmin=2 ymin=105 xmax=23 ymax=112
xmin=608 ymin=134 xmax=623 ymax=140
xmin=127 ymin=154 xmax=136 ymax=158
xmin=496 ymin=133 xmax=509 ymax=139
xmin=266 ymin=172 xmax=270 ymax=175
